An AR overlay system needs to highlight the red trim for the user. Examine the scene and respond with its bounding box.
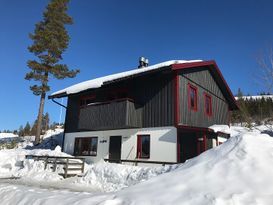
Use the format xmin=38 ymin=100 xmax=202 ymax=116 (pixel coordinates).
xmin=188 ymin=83 xmax=198 ymax=111
xmin=177 ymin=125 xmax=214 ymax=133
xmin=174 ymin=72 xmax=180 ymax=126
xmin=171 ymin=60 xmax=238 ymax=110
xmin=177 ymin=132 xmax=180 ymax=163
xmin=136 ymin=135 xmax=150 ymax=159
xmin=204 ymin=93 xmax=212 ymax=117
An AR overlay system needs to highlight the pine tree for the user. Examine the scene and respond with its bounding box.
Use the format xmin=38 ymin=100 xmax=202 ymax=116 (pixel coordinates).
xmin=18 ymin=126 xmax=24 ymax=137
xmin=25 ymin=0 xmax=79 ymax=144
xmin=23 ymin=122 xmax=31 ymax=136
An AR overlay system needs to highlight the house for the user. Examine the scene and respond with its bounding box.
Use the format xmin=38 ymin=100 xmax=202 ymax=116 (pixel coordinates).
xmin=49 ymin=59 xmax=238 ymax=165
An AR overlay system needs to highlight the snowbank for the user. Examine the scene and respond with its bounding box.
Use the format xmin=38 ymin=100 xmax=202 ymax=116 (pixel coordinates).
xmin=0 ymin=146 xmax=69 ymax=178
xmin=77 ymin=161 xmax=179 ymax=192
xmin=0 ymin=133 xmax=18 ymax=139
xmin=106 ymin=131 xmax=273 ymax=204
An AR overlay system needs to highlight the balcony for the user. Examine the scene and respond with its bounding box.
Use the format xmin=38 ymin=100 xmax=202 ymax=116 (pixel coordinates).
xmin=78 ymin=98 xmax=142 ymax=131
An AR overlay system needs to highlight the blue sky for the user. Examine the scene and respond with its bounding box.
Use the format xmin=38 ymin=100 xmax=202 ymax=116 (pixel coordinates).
xmin=0 ymin=0 xmax=273 ymax=130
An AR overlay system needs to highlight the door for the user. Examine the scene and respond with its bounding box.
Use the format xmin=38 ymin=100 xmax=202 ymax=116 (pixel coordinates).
xmin=109 ymin=136 xmax=122 ymax=162
xmin=178 ymin=132 xmax=198 ymax=163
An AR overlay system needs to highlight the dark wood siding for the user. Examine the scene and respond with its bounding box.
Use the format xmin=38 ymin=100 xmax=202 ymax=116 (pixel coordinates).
xmin=65 ymin=96 xmax=80 ymax=133
xmin=78 ymin=99 xmax=142 ymax=130
xmin=131 ymin=72 xmax=174 ymax=128
xmin=64 ymin=71 xmax=175 ymax=133
xmin=178 ymin=68 xmax=229 ymax=127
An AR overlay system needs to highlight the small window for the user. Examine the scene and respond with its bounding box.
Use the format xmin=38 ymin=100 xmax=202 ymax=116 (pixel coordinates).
xmin=188 ymin=84 xmax=197 ymax=111
xmin=137 ymin=135 xmax=150 ymax=158
xmin=74 ymin=137 xmax=98 ymax=156
xmin=79 ymin=95 xmax=96 ymax=108
xmin=204 ymin=93 xmax=212 ymax=116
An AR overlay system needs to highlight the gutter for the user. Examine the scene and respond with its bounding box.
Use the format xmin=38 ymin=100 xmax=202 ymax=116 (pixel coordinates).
xmin=50 ymin=97 xmax=67 ymax=152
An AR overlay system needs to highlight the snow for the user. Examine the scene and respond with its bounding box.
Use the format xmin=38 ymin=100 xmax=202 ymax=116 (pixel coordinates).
xmin=0 ymin=133 xmax=18 ymax=139
xmin=1 ymin=125 xmax=273 ymax=204
xmin=51 ymin=60 xmax=202 ymax=97
xmin=235 ymin=95 xmax=273 ymax=100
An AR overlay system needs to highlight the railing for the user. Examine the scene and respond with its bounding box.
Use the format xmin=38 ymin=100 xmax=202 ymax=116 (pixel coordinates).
xmin=26 ymin=155 xmax=85 ymax=178
xmin=78 ymin=98 xmax=142 ymax=130
xmin=104 ymin=158 xmax=177 ymax=166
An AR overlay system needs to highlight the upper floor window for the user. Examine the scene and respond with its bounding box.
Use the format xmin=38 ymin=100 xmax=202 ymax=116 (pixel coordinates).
xmin=137 ymin=135 xmax=150 ymax=159
xmin=80 ymin=95 xmax=96 ymax=108
xmin=204 ymin=93 xmax=212 ymax=116
xmin=74 ymin=137 xmax=98 ymax=156
xmin=188 ymin=84 xmax=197 ymax=111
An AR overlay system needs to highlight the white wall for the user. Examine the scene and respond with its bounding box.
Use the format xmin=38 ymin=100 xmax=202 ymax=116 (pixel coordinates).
xmin=64 ymin=126 xmax=177 ymax=164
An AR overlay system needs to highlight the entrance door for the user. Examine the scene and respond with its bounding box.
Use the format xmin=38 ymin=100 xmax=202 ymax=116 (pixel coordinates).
xmin=109 ymin=136 xmax=122 ymax=163
xmin=178 ymin=132 xmax=198 ymax=163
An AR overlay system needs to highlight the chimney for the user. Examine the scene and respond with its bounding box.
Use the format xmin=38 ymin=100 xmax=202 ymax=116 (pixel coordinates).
xmin=138 ymin=57 xmax=149 ymax=68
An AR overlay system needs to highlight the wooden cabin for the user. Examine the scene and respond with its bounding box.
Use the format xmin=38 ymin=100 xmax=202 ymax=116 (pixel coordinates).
xmin=49 ymin=59 xmax=238 ymax=165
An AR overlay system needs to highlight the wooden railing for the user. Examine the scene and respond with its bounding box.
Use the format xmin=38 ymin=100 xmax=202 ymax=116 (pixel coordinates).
xmin=26 ymin=155 xmax=85 ymax=178
xmin=104 ymin=159 xmax=177 ymax=166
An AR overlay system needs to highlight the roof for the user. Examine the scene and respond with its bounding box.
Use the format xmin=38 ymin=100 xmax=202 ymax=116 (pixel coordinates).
xmin=49 ymin=60 xmax=202 ymax=98
xmin=49 ymin=59 xmax=238 ymax=110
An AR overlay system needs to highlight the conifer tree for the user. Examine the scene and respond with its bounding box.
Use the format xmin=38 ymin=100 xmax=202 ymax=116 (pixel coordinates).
xmin=23 ymin=122 xmax=31 ymax=136
xmin=25 ymin=0 xmax=79 ymax=144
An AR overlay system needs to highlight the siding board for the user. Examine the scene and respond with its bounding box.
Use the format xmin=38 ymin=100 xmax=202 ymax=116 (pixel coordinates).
xmin=179 ymin=69 xmax=229 ymax=127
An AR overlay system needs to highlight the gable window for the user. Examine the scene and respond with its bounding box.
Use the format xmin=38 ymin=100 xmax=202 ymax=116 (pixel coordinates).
xmin=204 ymin=93 xmax=212 ymax=116
xmin=188 ymin=84 xmax=198 ymax=111
xmin=137 ymin=135 xmax=150 ymax=158
xmin=74 ymin=137 xmax=98 ymax=156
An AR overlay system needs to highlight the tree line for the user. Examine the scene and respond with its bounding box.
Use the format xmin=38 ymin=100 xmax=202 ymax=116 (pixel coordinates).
xmin=231 ymin=89 xmax=273 ymax=126
xmin=10 ymin=113 xmax=63 ymax=137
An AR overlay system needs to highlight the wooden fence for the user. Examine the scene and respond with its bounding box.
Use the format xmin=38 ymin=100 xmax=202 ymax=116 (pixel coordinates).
xmin=26 ymin=155 xmax=85 ymax=178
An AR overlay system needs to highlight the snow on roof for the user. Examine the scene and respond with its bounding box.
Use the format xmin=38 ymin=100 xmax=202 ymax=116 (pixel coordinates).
xmin=234 ymin=95 xmax=273 ymax=100
xmin=51 ymin=60 xmax=202 ymax=97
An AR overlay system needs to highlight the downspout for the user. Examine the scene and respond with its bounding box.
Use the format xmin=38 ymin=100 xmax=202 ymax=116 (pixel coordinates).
xmin=51 ymin=98 xmax=67 ymax=151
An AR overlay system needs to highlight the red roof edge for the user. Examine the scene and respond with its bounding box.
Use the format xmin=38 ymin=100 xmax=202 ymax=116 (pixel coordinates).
xmin=171 ymin=60 xmax=239 ymax=110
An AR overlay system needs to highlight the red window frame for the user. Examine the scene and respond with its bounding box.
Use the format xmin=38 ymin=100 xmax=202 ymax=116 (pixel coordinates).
xmin=136 ymin=135 xmax=150 ymax=159
xmin=188 ymin=83 xmax=198 ymax=111
xmin=204 ymin=93 xmax=212 ymax=116
xmin=74 ymin=137 xmax=98 ymax=156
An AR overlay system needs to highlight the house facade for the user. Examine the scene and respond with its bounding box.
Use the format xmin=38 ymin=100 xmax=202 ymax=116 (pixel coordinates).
xmin=49 ymin=60 xmax=238 ymax=165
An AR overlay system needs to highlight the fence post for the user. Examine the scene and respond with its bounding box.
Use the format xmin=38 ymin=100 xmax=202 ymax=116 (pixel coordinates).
xmin=53 ymin=158 xmax=57 ymax=172
xmin=44 ymin=156 xmax=48 ymax=170
xmin=81 ymin=158 xmax=85 ymax=173
xmin=64 ymin=158 xmax=69 ymax=178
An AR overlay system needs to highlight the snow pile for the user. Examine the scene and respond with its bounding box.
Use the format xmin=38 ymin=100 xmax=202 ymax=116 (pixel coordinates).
xmin=105 ymin=131 xmax=273 ymax=204
xmin=0 ymin=133 xmax=18 ymax=139
xmin=77 ymin=161 xmax=179 ymax=192
xmin=52 ymin=60 xmax=202 ymax=96
xmin=0 ymin=146 xmax=69 ymax=178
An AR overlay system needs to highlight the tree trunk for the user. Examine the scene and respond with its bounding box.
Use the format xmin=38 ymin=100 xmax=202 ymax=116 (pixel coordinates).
xmin=35 ymin=91 xmax=46 ymax=145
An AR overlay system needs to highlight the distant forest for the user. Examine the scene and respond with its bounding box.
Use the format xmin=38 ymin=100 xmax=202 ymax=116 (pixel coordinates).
xmin=231 ymin=89 xmax=273 ymax=126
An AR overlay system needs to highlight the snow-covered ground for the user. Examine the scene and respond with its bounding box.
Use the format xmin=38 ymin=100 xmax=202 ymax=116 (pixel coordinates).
xmin=0 ymin=125 xmax=273 ymax=204
xmin=0 ymin=133 xmax=18 ymax=139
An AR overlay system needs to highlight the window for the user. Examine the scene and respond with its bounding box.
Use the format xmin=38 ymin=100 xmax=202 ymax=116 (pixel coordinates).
xmin=204 ymin=93 xmax=212 ymax=116
xmin=79 ymin=95 xmax=96 ymax=108
xmin=137 ymin=135 xmax=150 ymax=158
xmin=188 ymin=84 xmax=197 ymax=111
xmin=74 ymin=137 xmax=98 ymax=156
